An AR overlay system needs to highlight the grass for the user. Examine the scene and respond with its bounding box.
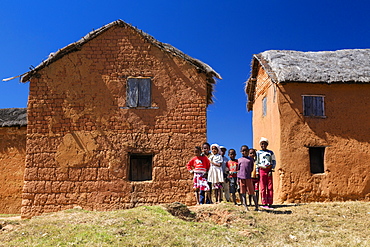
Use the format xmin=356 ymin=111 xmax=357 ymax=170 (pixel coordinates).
xmin=0 ymin=201 xmax=369 ymax=246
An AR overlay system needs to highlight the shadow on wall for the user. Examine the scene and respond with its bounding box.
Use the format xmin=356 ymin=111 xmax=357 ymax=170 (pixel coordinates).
xmin=0 ymin=127 xmax=26 ymax=154
xmin=278 ymin=83 xmax=370 ymax=143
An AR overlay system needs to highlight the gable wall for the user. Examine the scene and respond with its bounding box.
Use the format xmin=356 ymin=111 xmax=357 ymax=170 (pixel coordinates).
xmin=252 ymin=66 xmax=282 ymax=202
xmin=22 ymin=26 xmax=209 ymax=218
xmin=0 ymin=126 xmax=26 ymax=214
xmin=277 ymin=82 xmax=370 ymax=202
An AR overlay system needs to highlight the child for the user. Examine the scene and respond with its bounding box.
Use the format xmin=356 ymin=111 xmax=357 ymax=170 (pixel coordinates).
xmin=255 ymin=137 xmax=276 ymax=210
xmin=207 ymin=144 xmax=224 ymax=203
xmin=237 ymin=145 xmax=258 ymax=211
xmin=186 ymin=146 xmax=210 ymax=204
xmin=220 ymin=146 xmax=230 ymax=202
xmin=248 ymin=148 xmax=259 ymax=207
xmin=226 ymin=149 xmax=239 ymax=205
xmin=202 ymin=142 xmax=211 ymax=158
xmin=201 ymin=142 xmax=212 ymax=204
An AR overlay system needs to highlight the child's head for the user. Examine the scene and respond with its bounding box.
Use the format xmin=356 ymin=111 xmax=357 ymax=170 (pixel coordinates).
xmin=202 ymin=142 xmax=210 ymax=155
xmin=248 ymin=148 xmax=257 ymax=159
xmin=220 ymin=146 xmax=227 ymax=156
xmin=194 ymin=146 xmax=202 ymax=156
xmin=228 ymin=149 xmax=236 ymax=159
xmin=210 ymin=144 xmax=221 ymax=155
xmin=259 ymin=137 xmax=269 ymax=151
xmin=240 ymin=145 xmax=249 ymax=157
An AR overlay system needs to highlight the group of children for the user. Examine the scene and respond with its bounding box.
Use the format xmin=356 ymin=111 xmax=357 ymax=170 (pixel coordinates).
xmin=186 ymin=137 xmax=276 ymax=211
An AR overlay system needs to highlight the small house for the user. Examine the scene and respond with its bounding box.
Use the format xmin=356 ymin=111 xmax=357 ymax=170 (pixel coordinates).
xmin=246 ymin=49 xmax=370 ymax=203
xmin=19 ymin=20 xmax=221 ymax=218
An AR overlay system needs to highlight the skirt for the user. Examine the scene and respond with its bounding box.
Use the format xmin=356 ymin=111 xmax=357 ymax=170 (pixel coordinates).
xmin=193 ymin=173 xmax=210 ymax=191
xmin=208 ymin=165 xmax=224 ymax=184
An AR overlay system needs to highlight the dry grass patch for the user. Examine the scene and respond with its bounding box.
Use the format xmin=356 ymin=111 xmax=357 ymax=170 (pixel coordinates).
xmin=0 ymin=201 xmax=368 ymax=246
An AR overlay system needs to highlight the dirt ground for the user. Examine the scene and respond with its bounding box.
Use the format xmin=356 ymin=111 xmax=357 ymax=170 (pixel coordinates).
xmin=164 ymin=202 xmax=258 ymax=226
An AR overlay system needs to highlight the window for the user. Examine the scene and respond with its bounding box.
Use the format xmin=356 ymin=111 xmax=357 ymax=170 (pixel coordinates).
xmin=262 ymin=96 xmax=267 ymax=116
xmin=126 ymin=78 xmax=151 ymax=107
xmin=309 ymin=147 xmax=325 ymax=174
xmin=303 ymin=95 xmax=325 ymax=117
xmin=129 ymin=154 xmax=153 ymax=181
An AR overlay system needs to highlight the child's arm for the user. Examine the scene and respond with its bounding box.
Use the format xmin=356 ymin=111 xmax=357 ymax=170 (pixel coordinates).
xmin=210 ymin=155 xmax=222 ymax=167
xmin=226 ymin=161 xmax=231 ymax=173
xmin=186 ymin=158 xmax=194 ymax=172
xmin=205 ymin=157 xmax=211 ymax=172
xmin=271 ymin=151 xmax=276 ymax=171
xmin=224 ymin=158 xmax=229 ymax=173
xmin=255 ymin=152 xmax=260 ymax=174
xmin=211 ymin=161 xmax=221 ymax=167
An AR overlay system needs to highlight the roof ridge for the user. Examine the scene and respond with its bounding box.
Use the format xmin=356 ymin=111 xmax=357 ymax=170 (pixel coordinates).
xmin=20 ymin=19 xmax=221 ymax=83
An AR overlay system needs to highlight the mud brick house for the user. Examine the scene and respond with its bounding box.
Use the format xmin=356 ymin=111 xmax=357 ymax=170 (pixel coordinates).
xmin=18 ymin=20 xmax=221 ymax=218
xmin=0 ymin=108 xmax=27 ymax=214
xmin=246 ymin=49 xmax=370 ymax=203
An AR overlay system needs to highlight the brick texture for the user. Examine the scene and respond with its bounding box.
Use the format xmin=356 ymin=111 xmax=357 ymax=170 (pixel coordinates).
xmin=0 ymin=127 xmax=26 ymax=214
xmin=22 ymin=25 xmax=208 ymax=218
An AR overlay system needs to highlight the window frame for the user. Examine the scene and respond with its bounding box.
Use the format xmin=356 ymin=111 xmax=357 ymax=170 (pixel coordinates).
xmin=302 ymin=95 xmax=326 ymax=118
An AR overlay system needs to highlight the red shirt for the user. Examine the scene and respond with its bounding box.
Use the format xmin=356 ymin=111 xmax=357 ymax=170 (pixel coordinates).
xmin=186 ymin=156 xmax=210 ymax=174
xmin=227 ymin=159 xmax=238 ymax=178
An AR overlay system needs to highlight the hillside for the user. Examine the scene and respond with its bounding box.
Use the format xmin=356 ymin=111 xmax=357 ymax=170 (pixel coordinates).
xmin=0 ymin=201 xmax=369 ymax=246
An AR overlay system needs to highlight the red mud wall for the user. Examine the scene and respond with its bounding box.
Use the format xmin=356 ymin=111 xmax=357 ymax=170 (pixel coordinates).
xmin=252 ymin=66 xmax=282 ymax=202
xmin=277 ymin=83 xmax=370 ymax=203
xmin=22 ymin=26 xmax=208 ymax=218
xmin=0 ymin=127 xmax=26 ymax=214
xmin=252 ymin=65 xmax=370 ymax=203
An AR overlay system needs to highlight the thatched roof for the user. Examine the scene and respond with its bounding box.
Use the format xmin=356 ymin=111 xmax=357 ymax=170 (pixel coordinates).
xmin=19 ymin=20 xmax=221 ymax=104
xmin=0 ymin=108 xmax=27 ymax=127
xmin=246 ymin=49 xmax=370 ymax=111
xmin=257 ymin=49 xmax=370 ymax=83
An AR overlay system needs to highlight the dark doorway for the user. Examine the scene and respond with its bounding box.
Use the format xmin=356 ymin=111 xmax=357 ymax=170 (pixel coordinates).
xmin=309 ymin=147 xmax=325 ymax=174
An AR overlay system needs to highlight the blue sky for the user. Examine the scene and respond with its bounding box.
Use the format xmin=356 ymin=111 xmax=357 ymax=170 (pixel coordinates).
xmin=1 ymin=1 xmax=369 ymax=154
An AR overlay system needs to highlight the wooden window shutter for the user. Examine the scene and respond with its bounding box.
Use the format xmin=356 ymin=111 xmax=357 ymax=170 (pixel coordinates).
xmin=262 ymin=96 xmax=267 ymax=116
xmin=127 ymin=78 xmax=139 ymax=107
xmin=313 ymin=96 xmax=324 ymax=116
xmin=129 ymin=154 xmax=153 ymax=181
xmin=303 ymin=96 xmax=325 ymax=117
xmin=303 ymin=96 xmax=313 ymax=116
xmin=138 ymin=78 xmax=151 ymax=107
xmin=126 ymin=78 xmax=151 ymax=107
